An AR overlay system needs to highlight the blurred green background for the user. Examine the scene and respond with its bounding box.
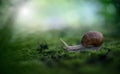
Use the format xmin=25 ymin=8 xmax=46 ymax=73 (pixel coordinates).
xmin=0 ymin=0 xmax=120 ymax=74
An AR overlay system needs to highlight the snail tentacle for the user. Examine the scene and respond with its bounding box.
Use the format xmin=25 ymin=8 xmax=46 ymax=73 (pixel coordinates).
xmin=60 ymin=38 xmax=69 ymax=47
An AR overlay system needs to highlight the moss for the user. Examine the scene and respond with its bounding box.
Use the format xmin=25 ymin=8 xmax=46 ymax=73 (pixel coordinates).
xmin=0 ymin=29 xmax=120 ymax=74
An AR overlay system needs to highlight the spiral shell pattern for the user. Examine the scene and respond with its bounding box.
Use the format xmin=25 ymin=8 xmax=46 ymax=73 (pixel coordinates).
xmin=81 ymin=31 xmax=104 ymax=47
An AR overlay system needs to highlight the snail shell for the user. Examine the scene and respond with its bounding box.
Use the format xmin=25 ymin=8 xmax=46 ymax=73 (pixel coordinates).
xmin=81 ymin=31 xmax=104 ymax=47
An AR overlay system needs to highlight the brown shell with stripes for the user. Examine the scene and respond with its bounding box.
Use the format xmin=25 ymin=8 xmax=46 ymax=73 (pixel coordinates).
xmin=81 ymin=31 xmax=104 ymax=47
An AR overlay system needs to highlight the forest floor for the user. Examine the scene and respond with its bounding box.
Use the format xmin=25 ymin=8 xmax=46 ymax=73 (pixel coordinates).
xmin=0 ymin=30 xmax=120 ymax=74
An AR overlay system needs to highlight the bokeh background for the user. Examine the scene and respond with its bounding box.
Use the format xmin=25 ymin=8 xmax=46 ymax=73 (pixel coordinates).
xmin=0 ymin=0 xmax=120 ymax=74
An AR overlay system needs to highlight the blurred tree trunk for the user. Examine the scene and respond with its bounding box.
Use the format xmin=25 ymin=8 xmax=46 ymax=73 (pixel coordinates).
xmin=99 ymin=0 xmax=120 ymax=36
xmin=112 ymin=0 xmax=120 ymax=34
xmin=0 ymin=0 xmax=28 ymax=49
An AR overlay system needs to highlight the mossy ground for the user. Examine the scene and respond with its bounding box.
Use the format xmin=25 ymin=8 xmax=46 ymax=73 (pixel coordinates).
xmin=0 ymin=30 xmax=120 ymax=74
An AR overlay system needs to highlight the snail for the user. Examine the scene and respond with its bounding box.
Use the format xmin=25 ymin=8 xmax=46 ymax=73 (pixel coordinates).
xmin=60 ymin=31 xmax=104 ymax=51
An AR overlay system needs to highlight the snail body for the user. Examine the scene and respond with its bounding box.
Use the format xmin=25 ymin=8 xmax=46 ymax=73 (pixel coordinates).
xmin=60 ymin=31 xmax=104 ymax=51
